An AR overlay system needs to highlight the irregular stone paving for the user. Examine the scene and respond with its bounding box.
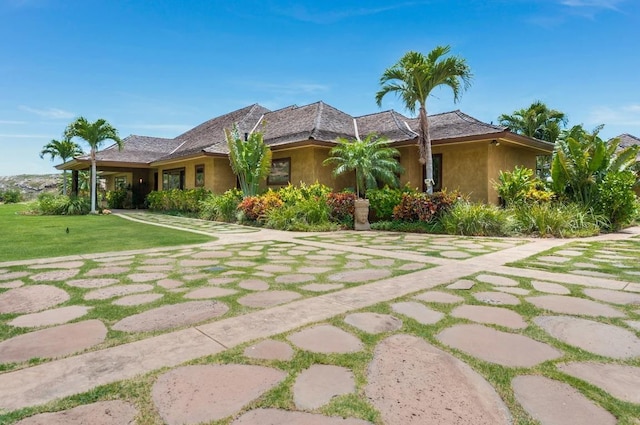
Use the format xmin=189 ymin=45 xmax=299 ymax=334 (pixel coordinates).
xmin=512 ymin=375 xmax=616 ymax=425
xmin=184 ymin=287 xmax=238 ymax=299
xmin=531 ymin=280 xmax=571 ymax=295
xmin=557 ymin=362 xmax=640 ymax=404
xmin=0 ymin=285 xmax=69 ymax=314
xmin=232 ymin=409 xmax=372 ymax=424
xmin=534 ymin=315 xmax=640 ymax=359
xmin=293 ymin=365 xmax=355 ymax=409
xmin=413 ymin=290 xmax=464 ymax=304
xmin=30 ymin=269 xmax=80 ymax=282
xmin=65 ymin=278 xmax=119 ymax=288
xmin=526 ymin=295 xmax=625 ymax=317
xmin=237 ymin=290 xmax=302 ymax=308
xmin=366 ymin=335 xmax=512 ymax=425
xmin=344 ymin=312 xmax=402 ymax=334
xmin=0 ymin=280 xmax=24 ymax=289
xmin=583 ymin=288 xmax=640 ymax=305
xmin=152 ymin=364 xmax=286 ymax=425
xmin=288 ymin=325 xmax=363 ymax=353
xmin=302 ymin=283 xmax=344 ymax=292
xmin=112 ymin=293 xmax=163 ymax=306
xmin=391 ymin=301 xmax=444 ymax=324
xmin=437 ymin=324 xmax=562 ymax=367
xmin=14 ymin=400 xmax=138 ymax=425
xmin=9 ymin=306 xmax=92 ymax=327
xmin=447 ymin=279 xmax=475 ymax=289
xmin=472 ymin=291 xmax=520 ymax=305
xmin=29 ymin=260 xmax=85 ymax=269
xmin=450 ymin=305 xmax=527 ymax=329
xmin=84 ymin=284 xmax=154 ymax=301
xmin=243 ymin=339 xmax=294 ymax=361
xmin=112 ymin=301 xmax=229 ymax=333
xmin=476 ymin=274 xmax=519 ymax=286
xmin=0 ymin=320 xmax=107 ymax=363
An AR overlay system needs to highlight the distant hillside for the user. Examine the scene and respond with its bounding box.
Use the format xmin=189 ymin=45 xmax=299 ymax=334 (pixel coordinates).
xmin=0 ymin=174 xmax=61 ymax=200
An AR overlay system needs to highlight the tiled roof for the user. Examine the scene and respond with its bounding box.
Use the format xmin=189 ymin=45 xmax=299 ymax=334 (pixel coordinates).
xmin=410 ymin=110 xmax=506 ymax=141
xmin=616 ymin=133 xmax=640 ymax=148
xmin=88 ymin=135 xmax=182 ymax=163
xmin=355 ymin=110 xmax=417 ymax=142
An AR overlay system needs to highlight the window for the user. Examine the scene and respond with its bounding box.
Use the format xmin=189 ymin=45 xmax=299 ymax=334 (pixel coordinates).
xmin=195 ymin=164 xmax=205 ymax=187
xmin=114 ymin=176 xmax=127 ymax=189
xmin=422 ymin=154 xmax=443 ymax=192
xmin=268 ymin=158 xmax=291 ymax=185
xmin=162 ymin=168 xmax=185 ymax=190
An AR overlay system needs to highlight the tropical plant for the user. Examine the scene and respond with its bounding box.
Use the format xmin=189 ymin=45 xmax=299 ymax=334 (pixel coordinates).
xmin=65 ymin=117 xmax=122 ymax=213
xmin=0 ymin=189 xmax=22 ymax=204
xmin=39 ymin=138 xmax=84 ymax=195
xmin=498 ymin=101 xmax=568 ymax=143
xmin=326 ymin=192 xmax=356 ymax=226
xmin=367 ymin=185 xmax=416 ymax=221
xmin=440 ymin=201 xmax=514 ymax=236
xmin=392 ymin=190 xmax=458 ymax=222
xmin=225 ymin=124 xmax=271 ymax=197
xmin=551 ymin=125 xmax=639 ymax=208
xmin=323 ymin=133 xmax=403 ymax=198
xmin=376 ymin=46 xmax=472 ymax=194
xmin=199 ymin=189 xmax=244 ymax=222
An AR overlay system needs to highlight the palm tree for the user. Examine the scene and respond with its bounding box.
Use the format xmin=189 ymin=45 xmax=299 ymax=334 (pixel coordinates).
xmin=65 ymin=117 xmax=122 ymax=213
xmin=323 ymin=133 xmax=404 ymax=198
xmin=376 ymin=46 xmax=472 ymax=194
xmin=498 ymin=101 xmax=568 ymax=143
xmin=39 ymin=138 xmax=83 ymax=195
xmin=225 ymin=124 xmax=271 ymax=197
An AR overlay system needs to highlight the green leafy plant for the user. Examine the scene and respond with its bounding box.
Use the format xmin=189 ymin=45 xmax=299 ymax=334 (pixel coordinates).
xmin=323 ymin=133 xmax=403 ymax=198
xmin=326 ymin=192 xmax=356 ymax=227
xmin=225 ymin=124 xmax=271 ymax=197
xmin=40 ymin=137 xmax=83 ymax=195
xmin=440 ymin=201 xmax=514 ymax=236
xmin=597 ymin=171 xmax=638 ymax=230
xmin=1 ymin=189 xmax=22 ymax=204
xmin=495 ymin=166 xmax=534 ymax=206
xmin=512 ymin=202 xmax=602 ymax=237
xmin=367 ymin=185 xmax=416 ymax=221
xmin=498 ymin=101 xmax=568 ymax=143
xmin=278 ymin=182 xmax=331 ymax=205
xmin=199 ymin=189 xmax=243 ymax=222
xmin=392 ymin=190 xmax=458 ymax=222
xmin=146 ymin=188 xmax=210 ymax=213
xmin=106 ymin=189 xmax=128 ymax=209
xmin=237 ymin=190 xmax=283 ymax=222
xmin=264 ymin=197 xmax=335 ymax=231
xmin=30 ymin=193 xmax=90 ymax=215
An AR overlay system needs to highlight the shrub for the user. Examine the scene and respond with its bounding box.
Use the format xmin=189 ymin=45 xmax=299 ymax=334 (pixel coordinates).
xmin=31 ymin=193 xmax=90 ymax=215
xmin=440 ymin=201 xmax=514 ymax=236
xmin=392 ymin=190 xmax=458 ymax=222
xmin=199 ymin=189 xmax=243 ymax=222
xmin=495 ymin=166 xmax=533 ymax=206
xmin=278 ymin=182 xmax=331 ymax=205
xmin=371 ymin=220 xmax=445 ymax=233
xmin=326 ymin=192 xmax=356 ymax=226
xmin=1 ymin=189 xmax=22 ymax=204
xmin=146 ymin=188 xmax=210 ymax=213
xmin=238 ymin=190 xmax=283 ymax=222
xmin=596 ymin=171 xmax=638 ymax=230
xmin=512 ymin=202 xmax=602 ymax=237
xmin=264 ymin=197 xmax=336 ymax=231
xmin=367 ymin=185 xmax=415 ymax=221
xmin=106 ymin=188 xmax=128 ymax=209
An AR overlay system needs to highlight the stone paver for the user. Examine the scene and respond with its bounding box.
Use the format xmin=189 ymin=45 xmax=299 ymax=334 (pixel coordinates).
xmin=526 ymin=295 xmax=625 ymax=317
xmin=152 ymin=364 xmax=286 ymax=425
xmin=476 ymin=274 xmax=519 ymax=287
xmin=531 ymin=280 xmax=571 ymax=295
xmin=294 ymin=365 xmax=355 ymax=409
xmin=413 ymin=291 xmax=463 ymax=304
xmin=238 ymin=279 xmax=269 ymax=291
xmin=184 ymin=287 xmax=238 ymax=299
xmin=0 ymin=320 xmax=107 ymax=363
xmin=473 ymin=291 xmax=520 ymax=305
xmin=157 ymin=278 xmax=184 ymax=289
xmin=493 ymin=286 xmax=529 ymax=295
xmin=9 ymin=306 xmax=92 ymax=328
xmin=446 ymin=279 xmax=475 ymax=290
xmin=583 ymin=288 xmax=640 ymax=305
xmin=328 ymin=269 xmax=391 ymax=283
xmin=557 ymin=362 xmax=640 ymax=404
xmin=391 ymin=301 xmax=444 ymax=325
xmin=366 ymin=334 xmax=511 ymax=425
xmin=451 ymin=305 xmax=527 ymax=329
xmin=0 ymin=285 xmax=69 ymax=314
xmin=65 ymin=278 xmax=119 ymax=288
xmin=275 ymin=273 xmax=314 ymax=284
xmin=84 ymin=266 xmax=129 ymax=276
xmin=441 ymin=250 xmax=471 ymax=259
xmin=301 ymin=283 xmax=344 ymax=292
xmin=14 ymin=400 xmax=137 ymax=425
xmin=128 ymin=272 xmax=168 ymax=282
xmin=0 ymin=280 xmax=24 ymax=288
xmin=112 ymin=293 xmax=163 ymax=306
xmin=237 ymin=290 xmax=302 ymax=308
xmin=232 ymin=409 xmax=371 ymax=424
xmin=30 ymin=269 xmax=80 ymax=282
xmin=113 ymin=301 xmax=229 ymax=333
xmin=243 ymin=339 xmax=294 ymax=361
xmin=344 ymin=312 xmax=402 ymax=334
xmin=534 ymin=315 xmax=640 ymax=359
xmin=437 ymin=324 xmax=562 ymax=367
xmin=288 ymin=325 xmax=363 ymax=354
xmin=84 ymin=284 xmax=154 ymax=301
xmin=512 ymin=375 xmax=616 ymax=425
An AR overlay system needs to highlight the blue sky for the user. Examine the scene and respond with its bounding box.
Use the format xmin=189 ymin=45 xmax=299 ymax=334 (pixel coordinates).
xmin=1 ymin=0 xmax=639 ymax=176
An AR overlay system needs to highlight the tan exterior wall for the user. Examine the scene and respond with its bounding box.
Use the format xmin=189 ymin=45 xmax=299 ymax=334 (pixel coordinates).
xmin=487 ymin=144 xmax=538 ymax=204
xmin=211 ymin=157 xmax=237 ymax=193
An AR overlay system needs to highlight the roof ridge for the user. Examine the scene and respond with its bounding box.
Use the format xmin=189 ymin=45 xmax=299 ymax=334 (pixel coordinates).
xmin=619 ymin=133 xmax=640 ymax=141
xmin=453 ymin=110 xmax=506 ymax=131
xmin=389 ymin=110 xmax=418 ymax=138
xmin=310 ymin=102 xmax=324 ymax=139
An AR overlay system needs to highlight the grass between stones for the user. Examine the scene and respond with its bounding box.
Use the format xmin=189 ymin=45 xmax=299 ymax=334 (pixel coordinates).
xmin=0 ymin=204 xmax=214 ymax=261
xmin=2 ymin=270 xmax=639 ymax=424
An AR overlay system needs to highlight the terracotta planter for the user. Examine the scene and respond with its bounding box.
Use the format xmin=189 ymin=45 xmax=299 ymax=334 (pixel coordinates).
xmin=354 ymin=198 xmax=371 ymax=231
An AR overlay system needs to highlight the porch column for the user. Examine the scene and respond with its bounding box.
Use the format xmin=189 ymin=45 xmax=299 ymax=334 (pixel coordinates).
xmin=71 ymin=170 xmax=79 ymax=196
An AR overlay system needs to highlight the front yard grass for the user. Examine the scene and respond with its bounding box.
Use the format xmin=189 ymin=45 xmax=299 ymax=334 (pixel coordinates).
xmin=0 ymin=204 xmax=214 ymax=262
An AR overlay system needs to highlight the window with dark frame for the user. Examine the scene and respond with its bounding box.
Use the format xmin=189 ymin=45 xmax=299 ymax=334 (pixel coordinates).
xmin=114 ymin=176 xmax=127 ymax=189
xmin=195 ymin=164 xmax=205 ymax=187
xmin=422 ymin=154 xmax=443 ymax=192
xmin=162 ymin=168 xmax=185 ymax=190
xmin=268 ymin=158 xmax=291 ymax=185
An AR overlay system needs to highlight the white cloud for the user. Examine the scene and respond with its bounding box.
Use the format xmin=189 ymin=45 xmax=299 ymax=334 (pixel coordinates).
xmin=560 ymin=0 xmax=623 ymax=9
xmin=588 ymin=104 xmax=640 ymax=127
xmin=274 ymin=2 xmax=426 ymax=24
xmin=0 ymin=120 xmax=27 ymax=125
xmin=18 ymin=106 xmax=75 ymax=119
xmin=0 ymin=133 xmax=50 ymax=139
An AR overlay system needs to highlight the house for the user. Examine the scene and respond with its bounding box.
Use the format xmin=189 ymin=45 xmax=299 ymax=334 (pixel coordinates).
xmin=58 ymin=101 xmax=554 ymax=205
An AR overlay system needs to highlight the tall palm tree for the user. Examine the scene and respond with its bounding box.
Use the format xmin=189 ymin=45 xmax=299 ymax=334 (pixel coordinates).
xmin=498 ymin=101 xmax=567 ymax=143
xmin=323 ymin=133 xmax=404 ymax=198
xmin=376 ymin=46 xmax=472 ymax=194
xmin=39 ymin=138 xmax=83 ymax=195
xmin=65 ymin=117 xmax=122 ymax=213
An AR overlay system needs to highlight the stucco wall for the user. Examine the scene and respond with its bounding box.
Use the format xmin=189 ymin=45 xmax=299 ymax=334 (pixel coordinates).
xmin=269 ymin=147 xmax=353 ymax=191
xmin=487 ymin=144 xmax=538 ymax=204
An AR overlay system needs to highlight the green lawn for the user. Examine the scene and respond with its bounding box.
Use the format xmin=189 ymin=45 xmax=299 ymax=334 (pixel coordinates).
xmin=0 ymin=204 xmax=214 ymax=262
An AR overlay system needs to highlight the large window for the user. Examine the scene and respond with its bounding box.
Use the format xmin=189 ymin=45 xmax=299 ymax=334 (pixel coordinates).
xmin=268 ymin=158 xmax=291 ymax=185
xmin=114 ymin=176 xmax=127 ymax=190
xmin=162 ymin=168 xmax=185 ymax=190
xmin=195 ymin=164 xmax=205 ymax=187
xmin=422 ymin=154 xmax=443 ymax=192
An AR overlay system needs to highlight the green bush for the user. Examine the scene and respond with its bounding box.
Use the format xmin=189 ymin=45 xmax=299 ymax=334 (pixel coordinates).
xmin=326 ymin=192 xmax=356 ymax=227
xmin=146 ymin=188 xmax=210 ymax=213
xmin=237 ymin=190 xmax=283 ymax=222
xmin=392 ymin=190 xmax=458 ymax=222
xmin=31 ymin=193 xmax=90 ymax=215
xmin=264 ymin=197 xmax=336 ymax=231
xmin=199 ymin=189 xmax=243 ymax=222
xmin=596 ymin=171 xmax=638 ymax=230
xmin=106 ymin=188 xmax=128 ymax=209
xmin=278 ymin=182 xmax=331 ymax=205
xmin=367 ymin=185 xmax=415 ymax=221
xmin=495 ymin=166 xmax=533 ymax=206
xmin=371 ymin=220 xmax=445 ymax=233
xmin=512 ymin=202 xmax=602 ymax=237
xmin=1 ymin=189 xmax=22 ymax=204
xmin=441 ymin=201 xmax=514 ymax=236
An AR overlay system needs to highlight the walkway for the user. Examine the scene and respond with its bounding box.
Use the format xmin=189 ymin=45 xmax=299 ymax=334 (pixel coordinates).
xmin=1 ymin=212 xmax=639 ymax=424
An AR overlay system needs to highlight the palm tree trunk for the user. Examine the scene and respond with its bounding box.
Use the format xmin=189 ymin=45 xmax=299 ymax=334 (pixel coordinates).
xmin=90 ymin=149 xmax=97 ymax=214
xmin=419 ymin=106 xmax=434 ymax=194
